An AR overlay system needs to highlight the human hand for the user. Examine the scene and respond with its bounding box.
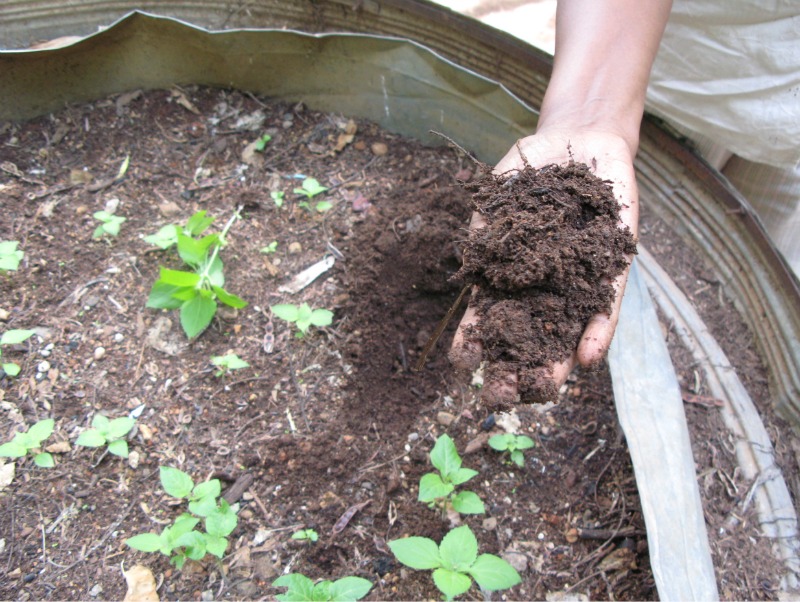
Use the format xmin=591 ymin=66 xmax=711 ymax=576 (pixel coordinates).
xmin=449 ymin=128 xmax=639 ymax=405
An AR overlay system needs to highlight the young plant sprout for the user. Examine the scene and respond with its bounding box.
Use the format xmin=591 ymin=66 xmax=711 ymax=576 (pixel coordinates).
xmin=418 ymin=434 xmax=485 ymax=516
xmin=146 ymin=207 xmax=247 ymax=338
xmin=260 ymin=241 xmax=278 ymax=254
xmin=272 ymin=574 xmax=372 ymax=602
xmin=125 ymin=466 xmax=239 ymax=568
xmin=270 ymin=303 xmax=333 ymax=338
xmin=0 ymin=240 xmax=23 ymax=271
xmin=488 ymin=433 xmax=535 ymax=467
xmin=254 ymin=133 xmax=272 ymax=152
xmin=293 ymin=177 xmax=328 ymax=199
xmin=0 ymin=418 xmax=56 ymax=468
xmin=271 ymin=191 xmax=285 ymax=208
xmin=1 ymin=328 xmax=34 ymax=377
xmin=92 ymin=210 xmax=126 ymax=239
xmin=75 ymin=414 xmax=136 ymax=458
xmin=388 ymin=525 xmax=521 ymax=601
xmin=291 ymin=528 xmax=319 ymax=542
xmin=210 ymin=353 xmax=250 ymax=377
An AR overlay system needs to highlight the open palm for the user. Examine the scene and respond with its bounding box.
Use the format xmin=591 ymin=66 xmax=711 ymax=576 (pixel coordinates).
xmin=449 ymin=129 xmax=639 ymax=404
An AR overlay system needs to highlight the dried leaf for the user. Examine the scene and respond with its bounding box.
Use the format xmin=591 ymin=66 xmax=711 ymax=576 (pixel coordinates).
xmin=332 ymin=500 xmax=371 ymax=535
xmin=122 ymin=564 xmax=159 ymax=602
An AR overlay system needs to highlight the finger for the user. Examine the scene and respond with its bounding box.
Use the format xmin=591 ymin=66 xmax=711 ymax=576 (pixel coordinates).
xmin=576 ymin=258 xmax=633 ymax=367
xmin=448 ymin=302 xmax=482 ymax=371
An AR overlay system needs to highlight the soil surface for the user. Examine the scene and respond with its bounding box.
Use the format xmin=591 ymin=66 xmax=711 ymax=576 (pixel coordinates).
xmin=452 ymin=163 xmax=636 ymax=406
xmin=0 ymin=86 xmax=791 ymax=601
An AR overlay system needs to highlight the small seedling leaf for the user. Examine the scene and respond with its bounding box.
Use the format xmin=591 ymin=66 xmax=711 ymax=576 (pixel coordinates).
xmin=185 ymin=210 xmax=215 ymax=237
xmin=126 ymin=533 xmax=163 ymax=553
xmin=439 ymin=526 xmax=478 ymax=571
xmin=432 ymin=568 xmax=473 ymax=601
xmin=205 ymin=500 xmax=237 ymax=537
xmin=27 ymin=418 xmax=54 ymax=444
xmin=91 ymin=414 xmax=111 ymax=431
xmin=270 ymin=191 xmax=284 ymax=208
xmin=107 ymin=439 xmax=129 ymax=458
xmin=0 ymin=440 xmax=27 ymax=457
xmin=204 ymin=533 xmax=229 ymax=558
xmin=488 ymin=434 xmax=512 ymax=451
xmin=315 ymin=200 xmax=333 ymax=212
xmin=309 ymin=309 xmax=334 ymax=327
xmin=211 ymin=286 xmax=247 ymax=309
xmin=515 ymin=435 xmax=535 ymax=450
xmin=192 ymin=479 xmax=221 ymax=501
xmin=273 ymin=574 xmax=316 ymax=601
xmin=418 ymin=472 xmax=453 ymax=502
xmin=388 ymin=536 xmax=443 ymax=570
xmin=211 ymin=353 xmax=250 ymax=371
xmin=2 ymin=362 xmax=21 ymax=377
xmin=158 ymin=267 xmax=201 ymax=288
xmin=467 ymin=554 xmax=522 ymax=591
xmin=510 ymin=450 xmax=525 ymax=467
xmin=188 ymin=495 xmax=218 ymax=518
xmin=160 ymin=466 xmax=195 ymax=499
xmin=1 ymin=329 xmax=35 ymax=346
xmin=327 ymin=576 xmax=373 ymax=601
xmin=180 ymin=295 xmax=216 ymax=338
xmin=0 ymin=241 xmax=23 ymax=271
xmin=430 ymin=434 xmax=462 ymax=478
xmin=450 ymin=491 xmax=486 ymax=515
xmin=271 ymin=304 xmax=300 ymax=322
xmin=106 ymin=417 xmax=135 ymax=440
xmin=449 ymin=467 xmax=478 ymax=486
xmin=34 ymin=452 xmax=55 ymax=468
xmin=146 ymin=282 xmax=188 ymax=310
xmin=204 ymin=253 xmax=225 ymax=287
xmin=175 ymin=531 xmax=207 ymax=559
xmin=143 ymin=224 xmax=179 ymax=249
xmin=75 ymin=429 xmax=107 ymax=448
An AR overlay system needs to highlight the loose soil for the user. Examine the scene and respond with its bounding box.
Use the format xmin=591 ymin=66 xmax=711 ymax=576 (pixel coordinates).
xmin=0 ymin=86 xmax=792 ymax=601
xmin=452 ymin=163 xmax=636 ymax=407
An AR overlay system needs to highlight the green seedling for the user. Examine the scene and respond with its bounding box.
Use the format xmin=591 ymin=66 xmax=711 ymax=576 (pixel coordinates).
xmin=92 ymin=210 xmax=126 ymax=239
xmin=147 ymin=208 xmax=247 ymax=338
xmin=297 ymin=199 xmax=333 ymax=214
xmin=488 ymin=433 xmax=535 ymax=468
xmin=260 ymin=241 xmax=278 ymax=254
xmin=0 ymin=418 xmax=55 ymax=468
xmin=418 ymin=434 xmax=485 ymax=516
xmin=293 ymin=177 xmax=328 ymax=199
xmin=125 ymin=466 xmax=239 ymax=568
xmin=254 ymin=134 xmax=272 ymax=152
xmin=271 ymin=191 xmax=285 ymax=208
xmin=144 ymin=210 xmax=216 ymax=250
xmin=0 ymin=240 xmax=23 ymax=271
xmin=1 ymin=328 xmax=35 ymax=377
xmin=270 ymin=303 xmax=333 ymax=338
xmin=388 ymin=525 xmax=521 ymax=601
xmin=291 ymin=528 xmax=319 ymax=543
xmin=272 ymin=574 xmax=372 ymax=602
xmin=75 ymin=414 xmax=136 ymax=458
xmin=210 ymin=353 xmax=249 ymax=377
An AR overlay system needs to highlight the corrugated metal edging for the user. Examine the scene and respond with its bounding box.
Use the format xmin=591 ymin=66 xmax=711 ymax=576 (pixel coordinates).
xmin=0 ymin=0 xmax=552 ymax=111
xmin=637 ymin=120 xmax=800 ymax=424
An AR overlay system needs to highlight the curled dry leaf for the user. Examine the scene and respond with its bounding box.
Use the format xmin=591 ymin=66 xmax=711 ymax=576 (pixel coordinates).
xmin=122 ymin=564 xmax=159 ymax=602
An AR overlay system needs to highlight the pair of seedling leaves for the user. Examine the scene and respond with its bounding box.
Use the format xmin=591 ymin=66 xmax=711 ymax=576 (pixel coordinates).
xmin=419 ymin=433 xmax=485 ymax=515
xmin=125 ymin=466 xmax=238 ymax=568
xmin=145 ymin=210 xmax=247 ymax=338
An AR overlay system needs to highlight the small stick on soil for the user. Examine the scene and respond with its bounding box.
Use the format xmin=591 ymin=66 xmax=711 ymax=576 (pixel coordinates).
xmin=414 ymin=285 xmax=469 ymax=372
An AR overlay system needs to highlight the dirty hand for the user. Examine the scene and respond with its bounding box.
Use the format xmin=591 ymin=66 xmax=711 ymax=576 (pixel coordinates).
xmin=449 ymin=129 xmax=639 ymax=404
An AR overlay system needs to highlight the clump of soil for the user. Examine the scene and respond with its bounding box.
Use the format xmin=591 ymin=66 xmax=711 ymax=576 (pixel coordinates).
xmin=452 ymin=162 xmax=636 ymax=406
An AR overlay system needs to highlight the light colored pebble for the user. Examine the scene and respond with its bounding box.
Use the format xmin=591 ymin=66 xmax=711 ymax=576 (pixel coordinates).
xmin=94 ymin=347 xmax=106 ymax=360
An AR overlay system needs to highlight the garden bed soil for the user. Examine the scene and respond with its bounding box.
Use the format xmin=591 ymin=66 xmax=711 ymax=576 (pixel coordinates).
xmin=0 ymin=86 xmax=793 ymax=601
